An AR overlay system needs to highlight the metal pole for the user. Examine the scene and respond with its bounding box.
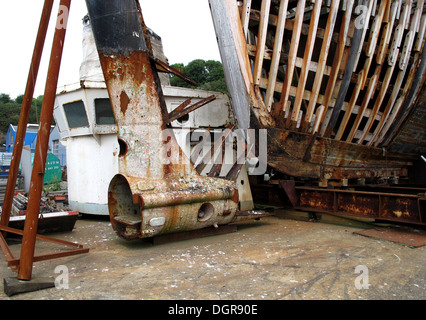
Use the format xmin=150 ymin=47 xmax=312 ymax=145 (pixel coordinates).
xmin=0 ymin=0 xmax=54 ymax=234
xmin=18 ymin=0 xmax=71 ymax=281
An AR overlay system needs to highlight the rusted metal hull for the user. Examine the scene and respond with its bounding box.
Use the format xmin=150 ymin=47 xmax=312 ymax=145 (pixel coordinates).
xmin=86 ymin=0 xmax=264 ymax=240
xmin=210 ymin=0 xmax=426 ymax=184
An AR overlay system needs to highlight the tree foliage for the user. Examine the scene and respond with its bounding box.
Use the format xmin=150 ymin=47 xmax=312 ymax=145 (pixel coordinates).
xmin=169 ymin=59 xmax=228 ymax=95
xmin=0 ymin=94 xmax=43 ymax=134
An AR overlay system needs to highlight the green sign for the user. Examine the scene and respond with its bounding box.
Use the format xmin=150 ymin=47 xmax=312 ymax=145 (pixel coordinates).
xmin=43 ymin=153 xmax=62 ymax=185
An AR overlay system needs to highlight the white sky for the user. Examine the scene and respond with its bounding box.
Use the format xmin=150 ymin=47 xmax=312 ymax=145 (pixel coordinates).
xmin=0 ymin=0 xmax=221 ymax=99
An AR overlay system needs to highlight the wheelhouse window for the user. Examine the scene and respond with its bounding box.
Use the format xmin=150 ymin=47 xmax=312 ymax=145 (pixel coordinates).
xmin=94 ymin=98 xmax=116 ymax=125
xmin=63 ymin=100 xmax=89 ymax=129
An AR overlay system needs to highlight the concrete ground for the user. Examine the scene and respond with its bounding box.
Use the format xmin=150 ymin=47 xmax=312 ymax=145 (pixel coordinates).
xmin=0 ymin=208 xmax=425 ymax=300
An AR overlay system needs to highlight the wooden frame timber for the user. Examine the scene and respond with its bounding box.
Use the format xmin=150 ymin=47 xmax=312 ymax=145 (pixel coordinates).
xmin=210 ymin=0 xmax=426 ymax=183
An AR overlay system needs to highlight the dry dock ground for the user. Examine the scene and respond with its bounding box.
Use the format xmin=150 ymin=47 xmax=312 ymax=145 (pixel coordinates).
xmin=0 ymin=208 xmax=425 ymax=300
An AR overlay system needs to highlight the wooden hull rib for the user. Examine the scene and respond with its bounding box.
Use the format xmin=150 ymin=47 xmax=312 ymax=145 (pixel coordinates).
xmin=210 ymin=0 xmax=426 ymax=183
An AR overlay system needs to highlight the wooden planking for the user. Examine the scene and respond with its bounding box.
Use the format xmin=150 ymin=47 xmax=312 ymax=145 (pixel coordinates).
xmin=379 ymin=48 xmax=426 ymax=147
xmin=288 ymin=0 xmax=322 ymax=129
xmin=335 ymin=70 xmax=364 ymax=140
xmin=321 ymin=0 xmax=366 ymax=137
xmin=233 ymin=0 xmax=423 ymax=148
xmin=360 ymin=0 xmax=388 ymax=89
xmin=346 ymin=74 xmax=378 ymax=142
xmin=370 ymin=0 xmax=422 ymax=145
xmin=376 ymin=0 xmax=399 ymax=64
xmin=275 ymin=0 xmax=306 ymax=119
xmin=336 ymin=0 xmax=388 ymax=142
xmin=374 ymin=0 xmax=425 ymax=146
xmin=358 ymin=63 xmax=396 ymax=144
xmin=370 ymin=65 xmax=407 ymax=144
xmin=367 ymin=0 xmax=409 ymax=145
xmin=253 ymin=0 xmax=271 ymax=85
xmin=265 ymin=0 xmax=289 ymax=112
xmin=352 ymin=0 xmax=375 ymax=73
xmin=241 ymin=0 xmax=252 ymax=40
xmin=302 ymin=0 xmax=340 ymax=132
xmin=209 ymin=0 xmax=252 ymax=129
xmin=259 ymin=76 xmax=384 ymax=123
xmin=319 ymin=0 xmax=354 ymax=133
xmin=414 ymin=14 xmax=426 ymax=51
xmin=247 ymin=44 xmax=335 ymax=77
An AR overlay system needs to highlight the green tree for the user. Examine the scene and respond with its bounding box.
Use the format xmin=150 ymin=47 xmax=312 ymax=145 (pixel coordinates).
xmin=0 ymin=93 xmax=11 ymax=104
xmin=169 ymin=59 xmax=228 ymax=95
xmin=15 ymin=94 xmax=25 ymax=104
xmin=0 ymin=93 xmax=43 ymax=133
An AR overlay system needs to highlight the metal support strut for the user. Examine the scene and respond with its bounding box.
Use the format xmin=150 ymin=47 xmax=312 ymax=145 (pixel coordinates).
xmin=0 ymin=0 xmax=88 ymax=284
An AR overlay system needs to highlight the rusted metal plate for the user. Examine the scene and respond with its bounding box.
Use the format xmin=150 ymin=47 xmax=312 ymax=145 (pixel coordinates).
xmin=299 ymin=190 xmax=334 ymax=212
xmin=354 ymin=227 xmax=426 ymax=248
xmin=337 ymin=193 xmax=379 ymax=218
xmin=286 ymin=184 xmax=426 ymax=226
xmin=86 ymin=0 xmax=267 ymax=241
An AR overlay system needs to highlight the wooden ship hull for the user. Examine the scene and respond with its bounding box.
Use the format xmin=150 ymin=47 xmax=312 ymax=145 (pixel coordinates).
xmin=209 ymin=0 xmax=426 ymax=225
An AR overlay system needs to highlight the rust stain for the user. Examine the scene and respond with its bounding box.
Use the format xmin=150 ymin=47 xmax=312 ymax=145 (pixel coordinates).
xmin=120 ymin=91 xmax=130 ymax=115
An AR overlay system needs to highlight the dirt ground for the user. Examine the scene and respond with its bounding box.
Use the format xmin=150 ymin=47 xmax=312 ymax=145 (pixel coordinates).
xmin=0 ymin=208 xmax=425 ymax=300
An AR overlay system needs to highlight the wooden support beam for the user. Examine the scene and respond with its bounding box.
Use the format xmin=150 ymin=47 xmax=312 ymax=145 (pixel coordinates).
xmin=352 ymin=0 xmax=374 ymax=73
xmin=371 ymin=0 xmax=422 ymax=145
xmin=265 ymin=0 xmax=289 ymax=112
xmin=360 ymin=0 xmax=387 ymax=88
xmin=241 ymin=0 xmax=252 ymax=40
xmin=302 ymin=0 xmax=339 ymax=132
xmin=288 ymin=0 xmax=322 ymax=129
xmin=312 ymin=105 xmax=325 ymax=134
xmin=369 ymin=62 xmax=405 ymax=145
xmin=346 ymin=74 xmax=378 ymax=142
xmin=253 ymin=0 xmax=271 ymax=85
xmin=322 ymin=0 xmax=363 ymax=137
xmin=358 ymin=63 xmax=396 ymax=144
xmin=414 ymin=14 xmax=426 ymax=51
xmin=246 ymin=8 xmax=352 ymax=47
xmin=338 ymin=0 xmax=389 ymax=142
xmin=319 ymin=0 xmax=354 ymax=133
xmin=388 ymin=0 xmax=411 ymax=66
xmin=375 ymin=0 xmax=424 ymax=146
xmin=275 ymin=0 xmax=305 ymax=120
xmin=376 ymin=0 xmax=399 ymax=64
xmin=209 ymin=0 xmax=253 ymax=129
xmin=335 ymin=70 xmax=364 ymax=140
